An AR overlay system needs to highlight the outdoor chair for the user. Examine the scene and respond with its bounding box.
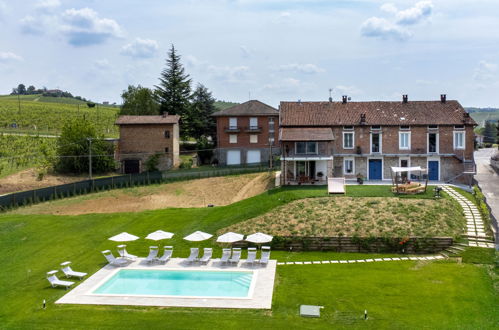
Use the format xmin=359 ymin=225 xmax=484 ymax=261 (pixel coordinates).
xmin=229 ymin=248 xmax=242 ymax=266
xmin=102 ymin=250 xmax=128 ymax=267
xmin=46 ymin=270 xmax=74 ymax=289
xmin=60 ymin=261 xmax=87 ymax=279
xmin=186 ymin=248 xmax=199 ymax=263
xmin=157 ymin=246 xmax=173 ymax=264
xmin=220 ymin=248 xmax=231 ymax=265
xmin=259 ymin=246 xmax=271 ymax=266
xmin=245 ymin=247 xmax=258 ymax=266
xmin=145 ymin=246 xmax=159 ymax=264
xmin=117 ymin=244 xmax=137 ymax=260
xmin=199 ymin=248 xmax=213 ymax=264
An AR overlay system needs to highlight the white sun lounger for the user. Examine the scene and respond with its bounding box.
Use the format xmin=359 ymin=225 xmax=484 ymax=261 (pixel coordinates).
xmin=199 ymin=248 xmax=213 ymax=264
xmin=47 ymin=270 xmax=74 ymax=289
xmin=246 ymin=247 xmax=258 ymax=266
xmin=229 ymin=248 xmax=241 ymax=265
xmin=186 ymin=248 xmax=199 ymax=263
xmin=157 ymin=246 xmax=173 ymax=264
xmin=259 ymin=246 xmax=271 ymax=266
xmin=145 ymin=246 xmax=159 ymax=264
xmin=60 ymin=261 xmax=87 ymax=279
xmin=117 ymin=244 xmax=137 ymax=260
xmin=220 ymin=248 xmax=231 ymax=265
xmin=102 ymin=250 xmax=128 ymax=267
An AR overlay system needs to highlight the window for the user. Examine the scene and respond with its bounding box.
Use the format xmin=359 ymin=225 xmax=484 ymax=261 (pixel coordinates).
xmin=399 ymin=132 xmax=411 ymax=150
xmin=454 ymin=131 xmax=465 ymax=149
xmin=343 ymin=126 xmax=354 ymax=130
xmin=343 ymin=158 xmax=355 ymax=175
xmin=269 ymin=118 xmax=275 ymax=132
xmin=400 ymin=125 xmax=410 ymax=130
xmin=229 ymin=134 xmax=237 ymax=144
xmin=428 ymin=125 xmax=438 ymax=129
xmin=454 ymin=125 xmax=464 ymax=130
xmin=249 ymin=117 xmax=258 ymax=129
xmin=371 ymin=133 xmax=381 ymax=153
xmin=164 ymin=130 xmax=170 ymax=138
xmin=229 ymin=117 xmax=237 ymax=129
xmin=343 ymin=132 xmax=354 ymax=149
xmin=428 ymin=133 xmax=438 ymax=153
xmin=371 ymin=125 xmax=381 ymax=130
xmin=295 ymin=141 xmax=317 ymax=154
xmin=164 ymin=147 xmax=169 ymax=153
xmin=250 ymin=134 xmax=258 ymax=143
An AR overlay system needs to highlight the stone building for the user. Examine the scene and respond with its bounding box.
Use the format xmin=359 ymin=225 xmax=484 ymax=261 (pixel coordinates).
xmin=212 ymin=100 xmax=279 ymax=166
xmin=279 ymin=95 xmax=476 ymax=184
xmin=115 ymin=114 xmax=180 ymax=173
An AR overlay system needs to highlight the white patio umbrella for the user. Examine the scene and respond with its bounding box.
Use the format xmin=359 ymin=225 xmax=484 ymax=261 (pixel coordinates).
xmin=146 ymin=230 xmax=174 ymax=241
xmin=108 ymin=232 xmax=139 ymax=242
xmin=183 ymin=231 xmax=213 ymax=242
xmin=216 ymin=232 xmax=244 ymax=243
xmin=245 ymin=232 xmax=273 ymax=244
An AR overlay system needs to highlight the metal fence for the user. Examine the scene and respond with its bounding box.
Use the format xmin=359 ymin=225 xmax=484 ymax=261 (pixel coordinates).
xmin=0 ymin=165 xmax=272 ymax=211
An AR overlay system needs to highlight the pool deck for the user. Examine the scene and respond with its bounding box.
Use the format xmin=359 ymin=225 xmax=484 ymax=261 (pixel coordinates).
xmin=56 ymin=257 xmax=276 ymax=309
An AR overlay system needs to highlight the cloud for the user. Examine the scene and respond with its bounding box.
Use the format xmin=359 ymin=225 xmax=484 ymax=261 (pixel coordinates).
xmin=0 ymin=1 xmax=7 ymax=20
xmin=473 ymin=60 xmax=497 ymax=82
xmin=277 ymin=63 xmax=325 ymax=74
xmin=395 ymin=1 xmax=433 ymax=25
xmin=207 ymin=65 xmax=250 ymax=83
xmin=334 ymin=85 xmax=362 ymax=97
xmin=93 ymin=59 xmax=111 ymax=70
xmin=380 ymin=3 xmax=397 ymax=14
xmin=61 ymin=8 xmax=123 ymax=46
xmin=185 ymin=55 xmax=204 ymax=67
xmin=121 ymin=38 xmax=159 ymax=58
xmin=35 ymin=0 xmax=61 ymax=12
xmin=0 ymin=52 xmax=23 ymax=62
xmin=360 ymin=17 xmax=411 ymax=41
xmin=240 ymin=45 xmax=251 ymax=58
xmin=19 ymin=15 xmax=45 ymax=35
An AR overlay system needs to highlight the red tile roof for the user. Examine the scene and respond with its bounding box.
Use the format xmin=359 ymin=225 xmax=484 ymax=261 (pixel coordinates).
xmin=212 ymin=100 xmax=278 ymax=117
xmin=280 ymin=127 xmax=334 ymax=141
xmin=280 ymin=101 xmax=476 ymax=126
xmin=115 ymin=115 xmax=180 ymax=125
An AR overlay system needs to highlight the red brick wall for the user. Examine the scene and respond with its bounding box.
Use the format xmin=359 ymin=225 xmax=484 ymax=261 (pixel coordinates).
xmin=216 ymin=115 xmax=279 ymax=148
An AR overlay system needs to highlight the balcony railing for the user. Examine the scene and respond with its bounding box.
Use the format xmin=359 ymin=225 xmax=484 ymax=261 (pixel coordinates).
xmin=243 ymin=126 xmax=262 ymax=133
xmin=224 ymin=126 xmax=240 ymax=133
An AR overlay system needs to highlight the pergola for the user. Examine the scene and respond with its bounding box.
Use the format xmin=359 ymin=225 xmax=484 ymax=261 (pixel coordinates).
xmin=390 ymin=166 xmax=428 ymax=194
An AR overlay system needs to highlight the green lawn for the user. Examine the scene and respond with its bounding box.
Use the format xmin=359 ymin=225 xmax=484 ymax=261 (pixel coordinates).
xmin=0 ymin=185 xmax=497 ymax=329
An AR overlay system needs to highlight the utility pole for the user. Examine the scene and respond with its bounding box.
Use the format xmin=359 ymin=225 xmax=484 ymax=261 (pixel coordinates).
xmin=87 ymin=138 xmax=93 ymax=180
xmin=17 ymin=93 xmax=21 ymax=115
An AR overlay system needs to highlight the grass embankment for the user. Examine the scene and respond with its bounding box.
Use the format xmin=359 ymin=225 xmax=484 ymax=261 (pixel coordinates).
xmin=227 ymin=197 xmax=463 ymax=238
xmin=0 ymin=185 xmax=497 ymax=329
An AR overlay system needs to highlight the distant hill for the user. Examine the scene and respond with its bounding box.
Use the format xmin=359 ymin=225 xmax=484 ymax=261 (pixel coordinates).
xmin=0 ymin=94 xmax=116 ymax=107
xmin=465 ymin=107 xmax=499 ymax=126
xmin=214 ymin=100 xmax=239 ymax=110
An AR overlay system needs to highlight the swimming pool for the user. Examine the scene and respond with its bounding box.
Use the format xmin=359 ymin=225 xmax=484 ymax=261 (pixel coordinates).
xmin=93 ymin=269 xmax=254 ymax=298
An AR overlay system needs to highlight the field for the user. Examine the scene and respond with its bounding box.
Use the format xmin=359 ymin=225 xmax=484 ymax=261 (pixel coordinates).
xmin=0 ymin=185 xmax=497 ymax=329
xmin=225 ymin=196 xmax=464 ymax=239
xmin=0 ymin=134 xmax=57 ymax=179
xmin=9 ymin=172 xmax=275 ymax=215
xmin=467 ymin=108 xmax=499 ymax=125
xmin=0 ymin=95 xmax=119 ymax=137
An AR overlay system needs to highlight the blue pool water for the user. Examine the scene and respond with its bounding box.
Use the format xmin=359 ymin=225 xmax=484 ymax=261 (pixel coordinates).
xmin=94 ymin=269 xmax=253 ymax=297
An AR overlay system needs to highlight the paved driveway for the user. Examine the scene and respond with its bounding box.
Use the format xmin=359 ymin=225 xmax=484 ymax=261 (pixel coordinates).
xmin=474 ymin=148 xmax=499 ymax=246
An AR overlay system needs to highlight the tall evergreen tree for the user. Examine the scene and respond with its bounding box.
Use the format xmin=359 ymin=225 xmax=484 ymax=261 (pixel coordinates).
xmin=155 ymin=45 xmax=191 ymax=138
xmin=188 ymin=84 xmax=217 ymax=141
xmin=483 ymin=120 xmax=497 ymax=143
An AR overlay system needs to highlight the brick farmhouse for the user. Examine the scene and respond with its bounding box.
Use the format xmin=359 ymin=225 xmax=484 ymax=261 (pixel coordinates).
xmin=279 ymin=95 xmax=476 ymax=185
xmin=212 ymin=100 xmax=279 ymax=165
xmin=115 ymin=114 xmax=180 ymax=173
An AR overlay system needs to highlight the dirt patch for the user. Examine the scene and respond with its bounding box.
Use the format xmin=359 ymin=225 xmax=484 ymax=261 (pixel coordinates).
xmin=223 ymin=197 xmax=465 ymax=238
xmin=0 ymin=169 xmax=93 ymax=195
xmin=10 ymin=172 xmax=274 ymax=215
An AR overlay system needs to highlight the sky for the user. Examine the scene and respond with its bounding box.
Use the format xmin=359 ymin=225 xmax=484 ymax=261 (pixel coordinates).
xmin=0 ymin=0 xmax=498 ymax=108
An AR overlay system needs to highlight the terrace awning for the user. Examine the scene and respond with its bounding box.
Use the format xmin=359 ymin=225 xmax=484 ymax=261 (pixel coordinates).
xmin=280 ymin=127 xmax=334 ymax=141
xmin=391 ymin=166 xmax=426 ymax=173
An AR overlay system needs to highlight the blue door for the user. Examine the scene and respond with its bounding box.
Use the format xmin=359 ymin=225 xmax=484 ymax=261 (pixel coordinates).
xmin=369 ymin=159 xmax=382 ymax=180
xmin=428 ymin=161 xmax=439 ymax=181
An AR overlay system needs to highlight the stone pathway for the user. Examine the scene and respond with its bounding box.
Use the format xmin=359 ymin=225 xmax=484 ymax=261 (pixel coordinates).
xmin=277 ymin=255 xmax=445 ymax=266
xmin=440 ymin=186 xmax=495 ymax=248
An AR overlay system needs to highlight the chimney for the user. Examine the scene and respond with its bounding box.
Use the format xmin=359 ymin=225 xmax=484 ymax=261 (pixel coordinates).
xmin=440 ymin=94 xmax=446 ymax=103
xmin=342 ymin=95 xmax=348 ymax=104
xmin=402 ymin=95 xmax=408 ymax=103
xmin=162 ymin=111 xmax=168 ymax=117
xmin=328 ymin=97 xmax=333 ymax=102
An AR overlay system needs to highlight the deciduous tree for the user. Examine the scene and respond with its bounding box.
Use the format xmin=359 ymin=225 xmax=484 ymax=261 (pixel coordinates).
xmin=119 ymin=85 xmax=159 ymax=116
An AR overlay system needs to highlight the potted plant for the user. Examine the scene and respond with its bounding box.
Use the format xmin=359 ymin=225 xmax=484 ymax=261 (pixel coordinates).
xmin=356 ymin=173 xmax=364 ymax=184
